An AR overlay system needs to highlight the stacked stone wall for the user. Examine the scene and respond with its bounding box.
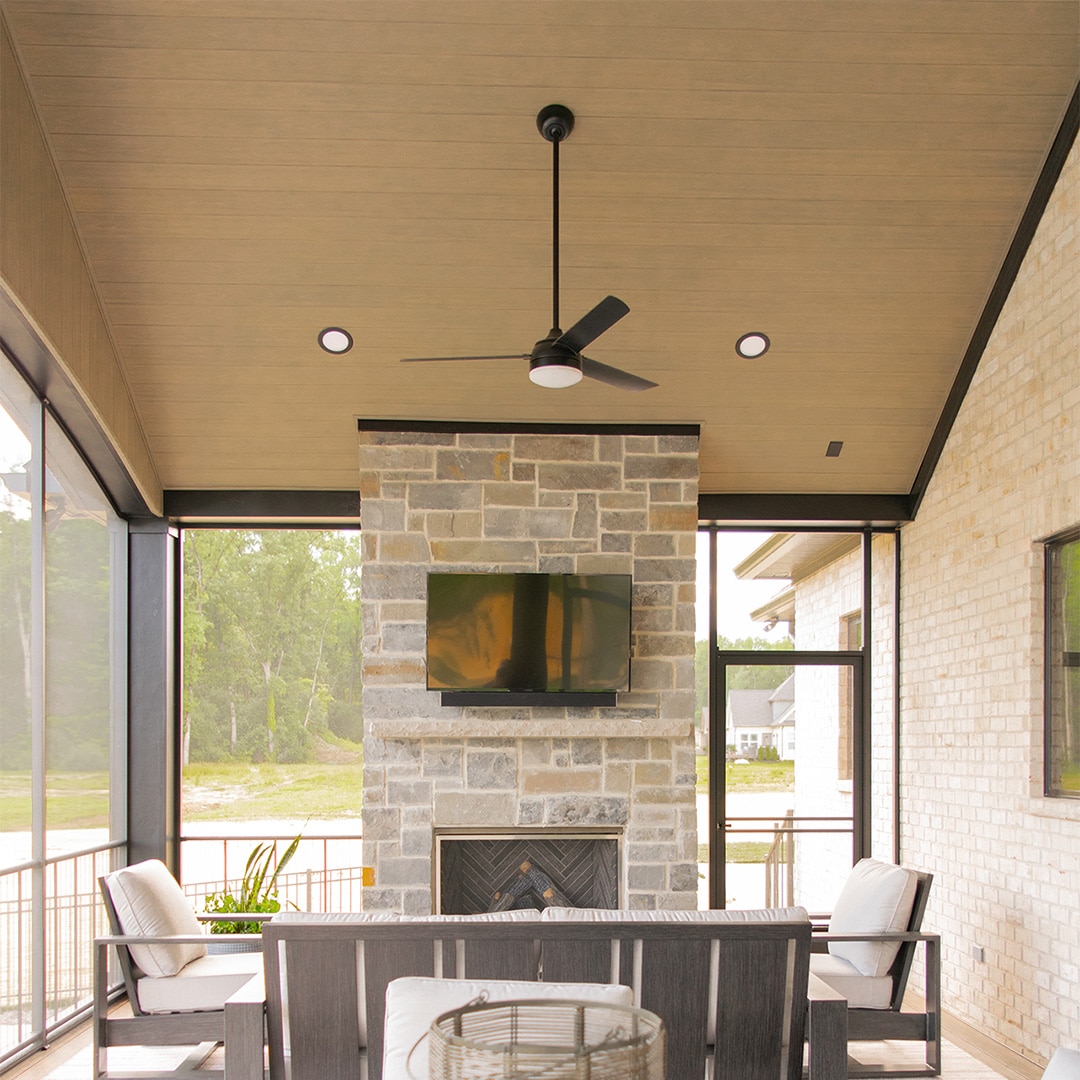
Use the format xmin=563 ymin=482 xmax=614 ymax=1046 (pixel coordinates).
xmin=358 ymin=428 xmax=699 ymax=914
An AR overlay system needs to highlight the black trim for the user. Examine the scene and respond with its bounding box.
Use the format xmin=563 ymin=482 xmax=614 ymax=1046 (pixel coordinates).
xmin=857 ymin=531 xmax=872 ymax=863
xmin=358 ymin=419 xmax=700 ymax=437
xmin=440 ymin=691 xmax=617 ymax=708
xmin=127 ymin=522 xmax=179 ymax=869
xmin=163 ymin=489 xmax=360 ymax=521
xmin=894 ymin=528 xmax=902 ymax=866
xmin=1 ymin=293 xmax=153 ymax=518
xmin=698 ymin=493 xmax=912 ymax=526
xmin=1043 ymin=526 xmax=1080 ymax=799
xmin=909 ymin=81 xmax=1080 ymax=518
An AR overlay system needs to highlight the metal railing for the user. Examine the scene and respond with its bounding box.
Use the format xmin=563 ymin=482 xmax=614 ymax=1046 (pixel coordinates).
xmin=764 ymin=810 xmax=795 ymax=908
xmin=179 ymin=833 xmax=366 ymax=916
xmin=725 ymin=815 xmax=853 ymax=910
xmin=1 ymin=833 xmax=366 ymax=1069
xmin=0 ymin=841 xmax=124 ymax=1067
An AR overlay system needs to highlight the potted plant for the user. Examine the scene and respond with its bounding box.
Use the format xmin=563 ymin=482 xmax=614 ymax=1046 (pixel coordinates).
xmin=204 ymin=834 xmax=301 ymax=935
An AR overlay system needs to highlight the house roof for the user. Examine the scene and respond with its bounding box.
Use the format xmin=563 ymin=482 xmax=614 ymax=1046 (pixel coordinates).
xmin=1 ymin=2 xmax=1077 ymax=512
xmin=727 ymin=688 xmax=774 ymax=730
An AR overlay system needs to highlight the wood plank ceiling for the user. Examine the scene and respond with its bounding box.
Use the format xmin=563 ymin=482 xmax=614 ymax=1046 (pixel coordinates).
xmin=2 ymin=0 xmax=1077 ymax=499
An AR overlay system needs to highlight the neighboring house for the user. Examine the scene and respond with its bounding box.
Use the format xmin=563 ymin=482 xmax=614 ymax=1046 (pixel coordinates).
xmin=726 ymin=675 xmax=795 ymax=760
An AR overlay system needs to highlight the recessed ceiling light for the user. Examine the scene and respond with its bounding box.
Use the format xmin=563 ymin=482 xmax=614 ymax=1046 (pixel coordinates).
xmin=318 ymin=327 xmax=353 ymax=354
xmin=735 ymin=332 xmax=770 ymax=359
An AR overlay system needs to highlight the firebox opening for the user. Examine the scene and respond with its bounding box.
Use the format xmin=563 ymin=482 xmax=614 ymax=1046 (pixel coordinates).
xmin=434 ymin=829 xmax=622 ymax=915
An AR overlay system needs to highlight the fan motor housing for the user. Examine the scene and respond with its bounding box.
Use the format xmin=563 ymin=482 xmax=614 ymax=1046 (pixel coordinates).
xmin=529 ymin=336 xmax=582 ymax=385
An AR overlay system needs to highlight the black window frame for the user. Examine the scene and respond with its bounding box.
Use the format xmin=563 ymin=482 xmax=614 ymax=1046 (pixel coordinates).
xmin=1044 ymin=525 xmax=1080 ymax=799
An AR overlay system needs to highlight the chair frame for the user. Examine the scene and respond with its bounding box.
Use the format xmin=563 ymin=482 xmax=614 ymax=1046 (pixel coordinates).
xmin=812 ymin=869 xmax=941 ymax=1078
xmin=95 ymin=874 xmax=267 ymax=1080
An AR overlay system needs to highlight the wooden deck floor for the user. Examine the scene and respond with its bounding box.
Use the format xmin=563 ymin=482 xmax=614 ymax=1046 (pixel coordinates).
xmin=5 ymin=1013 xmax=1025 ymax=1080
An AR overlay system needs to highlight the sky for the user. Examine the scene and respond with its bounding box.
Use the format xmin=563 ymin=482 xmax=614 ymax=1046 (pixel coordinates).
xmin=695 ymin=531 xmax=791 ymax=644
xmin=0 ymin=402 xmax=31 ymax=519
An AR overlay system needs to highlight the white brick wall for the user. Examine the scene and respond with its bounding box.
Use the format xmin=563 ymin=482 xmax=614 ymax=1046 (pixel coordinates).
xmin=899 ymin=140 xmax=1079 ymax=1059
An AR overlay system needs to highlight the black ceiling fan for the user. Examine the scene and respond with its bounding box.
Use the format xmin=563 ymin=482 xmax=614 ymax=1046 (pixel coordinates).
xmin=402 ymin=104 xmax=657 ymax=391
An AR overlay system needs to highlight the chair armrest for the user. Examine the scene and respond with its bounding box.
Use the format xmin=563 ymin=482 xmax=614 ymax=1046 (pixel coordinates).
xmin=226 ymin=972 xmax=266 ymax=1006
xmin=807 ymin=971 xmax=846 ymax=1004
xmin=95 ymin=933 xmax=263 ymax=946
xmin=225 ymin=974 xmax=267 ymax=1080
xmin=816 ymin=931 xmax=939 ymax=943
xmin=806 ymin=973 xmax=847 ymax=1080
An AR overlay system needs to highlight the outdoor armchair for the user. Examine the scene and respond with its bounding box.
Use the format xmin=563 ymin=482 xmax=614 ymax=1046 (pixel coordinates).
xmin=809 ymin=858 xmax=940 ymax=1078
xmin=95 ymin=858 xmax=266 ymax=1079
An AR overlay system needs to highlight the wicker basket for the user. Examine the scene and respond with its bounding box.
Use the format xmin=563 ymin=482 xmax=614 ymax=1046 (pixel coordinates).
xmin=420 ymin=996 xmax=665 ymax=1080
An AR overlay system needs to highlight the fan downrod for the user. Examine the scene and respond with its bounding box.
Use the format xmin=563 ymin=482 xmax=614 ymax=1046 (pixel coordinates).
xmin=537 ymin=104 xmax=574 ymax=143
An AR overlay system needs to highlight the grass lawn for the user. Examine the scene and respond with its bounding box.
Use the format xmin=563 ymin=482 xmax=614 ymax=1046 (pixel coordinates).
xmin=697 ymin=840 xmax=771 ymax=864
xmin=181 ymin=761 xmax=364 ymax=821
xmin=695 ymin=756 xmax=794 ymax=793
xmin=0 ymin=772 xmax=109 ymax=831
xmin=2 ymin=760 xmax=367 ymax=830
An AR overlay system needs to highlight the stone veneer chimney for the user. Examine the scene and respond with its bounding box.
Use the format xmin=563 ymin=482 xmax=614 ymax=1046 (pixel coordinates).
xmin=358 ymin=424 xmax=700 ymax=914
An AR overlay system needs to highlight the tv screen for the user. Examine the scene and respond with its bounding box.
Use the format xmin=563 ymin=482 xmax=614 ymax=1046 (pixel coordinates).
xmin=426 ymin=572 xmax=632 ymax=694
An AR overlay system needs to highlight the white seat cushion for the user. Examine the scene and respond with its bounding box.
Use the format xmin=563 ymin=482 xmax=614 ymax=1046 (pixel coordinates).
xmin=827 ymin=859 xmax=918 ymax=977
xmin=103 ymin=859 xmax=206 ymax=978
xmin=541 ymin=905 xmax=809 ymax=923
xmin=383 ymin=977 xmax=633 ymax=1080
xmin=136 ymin=952 xmax=263 ymax=1014
xmin=809 ymin=953 xmax=893 ymax=1009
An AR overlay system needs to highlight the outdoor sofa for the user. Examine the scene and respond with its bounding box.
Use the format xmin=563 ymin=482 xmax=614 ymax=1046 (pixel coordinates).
xmin=262 ymin=905 xmax=848 ymax=1080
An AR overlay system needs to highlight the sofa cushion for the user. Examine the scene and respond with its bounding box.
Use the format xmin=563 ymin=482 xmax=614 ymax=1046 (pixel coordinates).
xmin=103 ymin=859 xmax=206 ymax=978
xmin=541 ymin=905 xmax=809 ymax=923
xmin=383 ymin=977 xmax=633 ymax=1080
xmin=136 ymin=951 xmax=262 ymax=1014
xmin=827 ymin=859 xmax=918 ymax=977
xmin=272 ymin=908 xmax=542 ymax=924
xmin=809 ymin=953 xmax=893 ymax=1009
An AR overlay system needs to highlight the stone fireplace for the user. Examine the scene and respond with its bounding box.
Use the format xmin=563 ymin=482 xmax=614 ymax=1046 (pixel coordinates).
xmin=358 ymin=423 xmax=699 ymax=914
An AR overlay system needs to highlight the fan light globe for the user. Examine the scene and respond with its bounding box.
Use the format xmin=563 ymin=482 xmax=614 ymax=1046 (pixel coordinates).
xmin=530 ymin=363 xmax=583 ymax=388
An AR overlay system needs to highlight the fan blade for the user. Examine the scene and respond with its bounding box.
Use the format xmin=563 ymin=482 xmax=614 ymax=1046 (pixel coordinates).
xmin=401 ymin=354 xmax=528 ymax=363
xmin=580 ymin=355 xmax=658 ymax=392
xmin=556 ymin=296 xmax=630 ymax=353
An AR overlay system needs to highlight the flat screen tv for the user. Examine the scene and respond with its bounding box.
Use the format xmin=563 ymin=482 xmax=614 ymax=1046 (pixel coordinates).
xmin=426 ymin=572 xmax=632 ymax=696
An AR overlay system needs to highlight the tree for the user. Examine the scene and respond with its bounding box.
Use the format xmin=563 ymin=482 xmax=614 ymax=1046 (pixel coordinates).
xmin=695 ymin=635 xmax=794 ymax=726
xmin=182 ymin=529 xmax=363 ymax=764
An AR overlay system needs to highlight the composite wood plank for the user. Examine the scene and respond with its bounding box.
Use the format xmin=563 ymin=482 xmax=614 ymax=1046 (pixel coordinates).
xmin=4 ymin=0 xmax=1075 ymax=493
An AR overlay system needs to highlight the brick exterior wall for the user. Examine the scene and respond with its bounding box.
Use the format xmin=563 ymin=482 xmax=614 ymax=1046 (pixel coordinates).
xmin=357 ymin=428 xmax=700 ymax=914
xmin=900 ymin=141 xmax=1079 ymax=1059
